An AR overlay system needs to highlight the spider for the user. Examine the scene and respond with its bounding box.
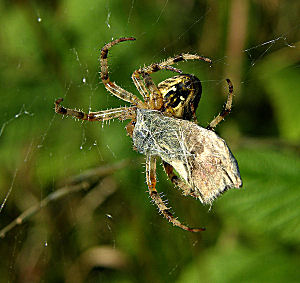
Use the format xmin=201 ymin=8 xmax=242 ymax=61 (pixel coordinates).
xmin=55 ymin=37 xmax=242 ymax=232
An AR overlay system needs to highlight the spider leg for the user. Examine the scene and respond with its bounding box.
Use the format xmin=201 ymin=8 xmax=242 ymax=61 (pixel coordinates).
xmin=206 ymin=79 xmax=233 ymax=130
xmin=55 ymin=98 xmax=136 ymax=121
xmin=100 ymin=37 xmax=145 ymax=108
xmin=131 ymin=65 xmax=183 ymax=106
xmin=162 ymin=162 xmax=200 ymax=199
xmin=141 ymin=53 xmax=212 ymax=74
xmin=134 ymin=53 xmax=211 ymax=110
xmin=131 ymin=71 xmax=150 ymax=102
xmin=146 ymin=155 xmax=205 ymax=232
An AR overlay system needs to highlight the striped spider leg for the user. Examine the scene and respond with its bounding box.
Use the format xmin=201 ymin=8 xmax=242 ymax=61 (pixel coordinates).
xmin=163 ymin=162 xmax=198 ymax=198
xmin=55 ymin=98 xmax=136 ymax=122
xmin=100 ymin=37 xmax=145 ymax=109
xmin=132 ymin=52 xmax=212 ymax=110
xmin=131 ymin=65 xmax=183 ymax=107
xmin=207 ymin=79 xmax=234 ymax=130
xmin=146 ymin=156 xmax=205 ymax=232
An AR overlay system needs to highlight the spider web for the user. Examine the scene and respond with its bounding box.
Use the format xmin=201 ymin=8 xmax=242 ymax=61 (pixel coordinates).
xmin=0 ymin=0 xmax=299 ymax=281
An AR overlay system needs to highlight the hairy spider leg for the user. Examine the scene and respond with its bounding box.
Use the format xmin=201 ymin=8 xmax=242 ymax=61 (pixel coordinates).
xmin=100 ymin=37 xmax=145 ymax=108
xmin=131 ymin=65 xmax=182 ymax=105
xmin=163 ymin=162 xmax=201 ymax=198
xmin=146 ymin=156 xmax=205 ymax=232
xmin=134 ymin=53 xmax=212 ymax=110
xmin=55 ymin=98 xmax=136 ymax=121
xmin=207 ymin=79 xmax=234 ymax=130
xmin=131 ymin=71 xmax=150 ymax=102
xmin=143 ymin=53 xmax=212 ymax=73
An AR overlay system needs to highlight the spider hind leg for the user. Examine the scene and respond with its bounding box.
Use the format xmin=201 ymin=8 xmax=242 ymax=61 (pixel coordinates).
xmin=146 ymin=156 xmax=205 ymax=232
xmin=163 ymin=162 xmax=201 ymax=199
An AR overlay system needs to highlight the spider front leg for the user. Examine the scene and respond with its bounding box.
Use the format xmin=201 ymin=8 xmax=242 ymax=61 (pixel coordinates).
xmin=146 ymin=155 xmax=205 ymax=232
xmin=134 ymin=53 xmax=211 ymax=110
xmin=55 ymin=98 xmax=136 ymax=121
xmin=100 ymin=37 xmax=145 ymax=109
xmin=132 ymin=65 xmax=183 ymax=107
xmin=207 ymin=79 xmax=234 ymax=130
xmin=143 ymin=53 xmax=212 ymax=73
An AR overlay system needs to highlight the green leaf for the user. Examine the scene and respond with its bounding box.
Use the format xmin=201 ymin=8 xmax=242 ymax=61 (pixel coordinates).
xmin=177 ymin=243 xmax=300 ymax=283
xmin=217 ymin=147 xmax=300 ymax=244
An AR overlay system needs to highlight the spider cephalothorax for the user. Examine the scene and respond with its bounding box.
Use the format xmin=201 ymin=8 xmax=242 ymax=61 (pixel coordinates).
xmin=55 ymin=37 xmax=242 ymax=232
xmin=159 ymin=74 xmax=202 ymax=121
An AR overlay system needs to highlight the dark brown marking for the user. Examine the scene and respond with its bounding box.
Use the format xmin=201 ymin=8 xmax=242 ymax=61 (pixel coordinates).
xmin=173 ymin=54 xmax=184 ymax=63
xmin=163 ymin=209 xmax=173 ymax=217
xmin=151 ymin=64 xmax=160 ymax=72
xmin=118 ymin=37 xmax=136 ymax=42
xmin=125 ymin=120 xmax=135 ymax=137
xmin=143 ymin=74 xmax=152 ymax=88
xmin=171 ymin=176 xmax=178 ymax=182
xmin=77 ymin=112 xmax=85 ymax=119
xmin=55 ymin=98 xmax=63 ymax=104
xmin=101 ymin=73 xmax=109 ymax=81
xmin=226 ymin=78 xmax=233 ymax=91
xmin=150 ymin=191 xmax=158 ymax=197
xmin=220 ymin=108 xmax=231 ymax=117
xmin=60 ymin=107 xmax=67 ymax=114
xmin=101 ymin=49 xmax=108 ymax=59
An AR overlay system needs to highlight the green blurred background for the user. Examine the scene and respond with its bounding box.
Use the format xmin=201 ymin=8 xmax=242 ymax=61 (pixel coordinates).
xmin=1 ymin=0 xmax=300 ymax=282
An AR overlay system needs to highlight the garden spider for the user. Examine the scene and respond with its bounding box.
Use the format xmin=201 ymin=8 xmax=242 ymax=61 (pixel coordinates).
xmin=55 ymin=37 xmax=242 ymax=232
